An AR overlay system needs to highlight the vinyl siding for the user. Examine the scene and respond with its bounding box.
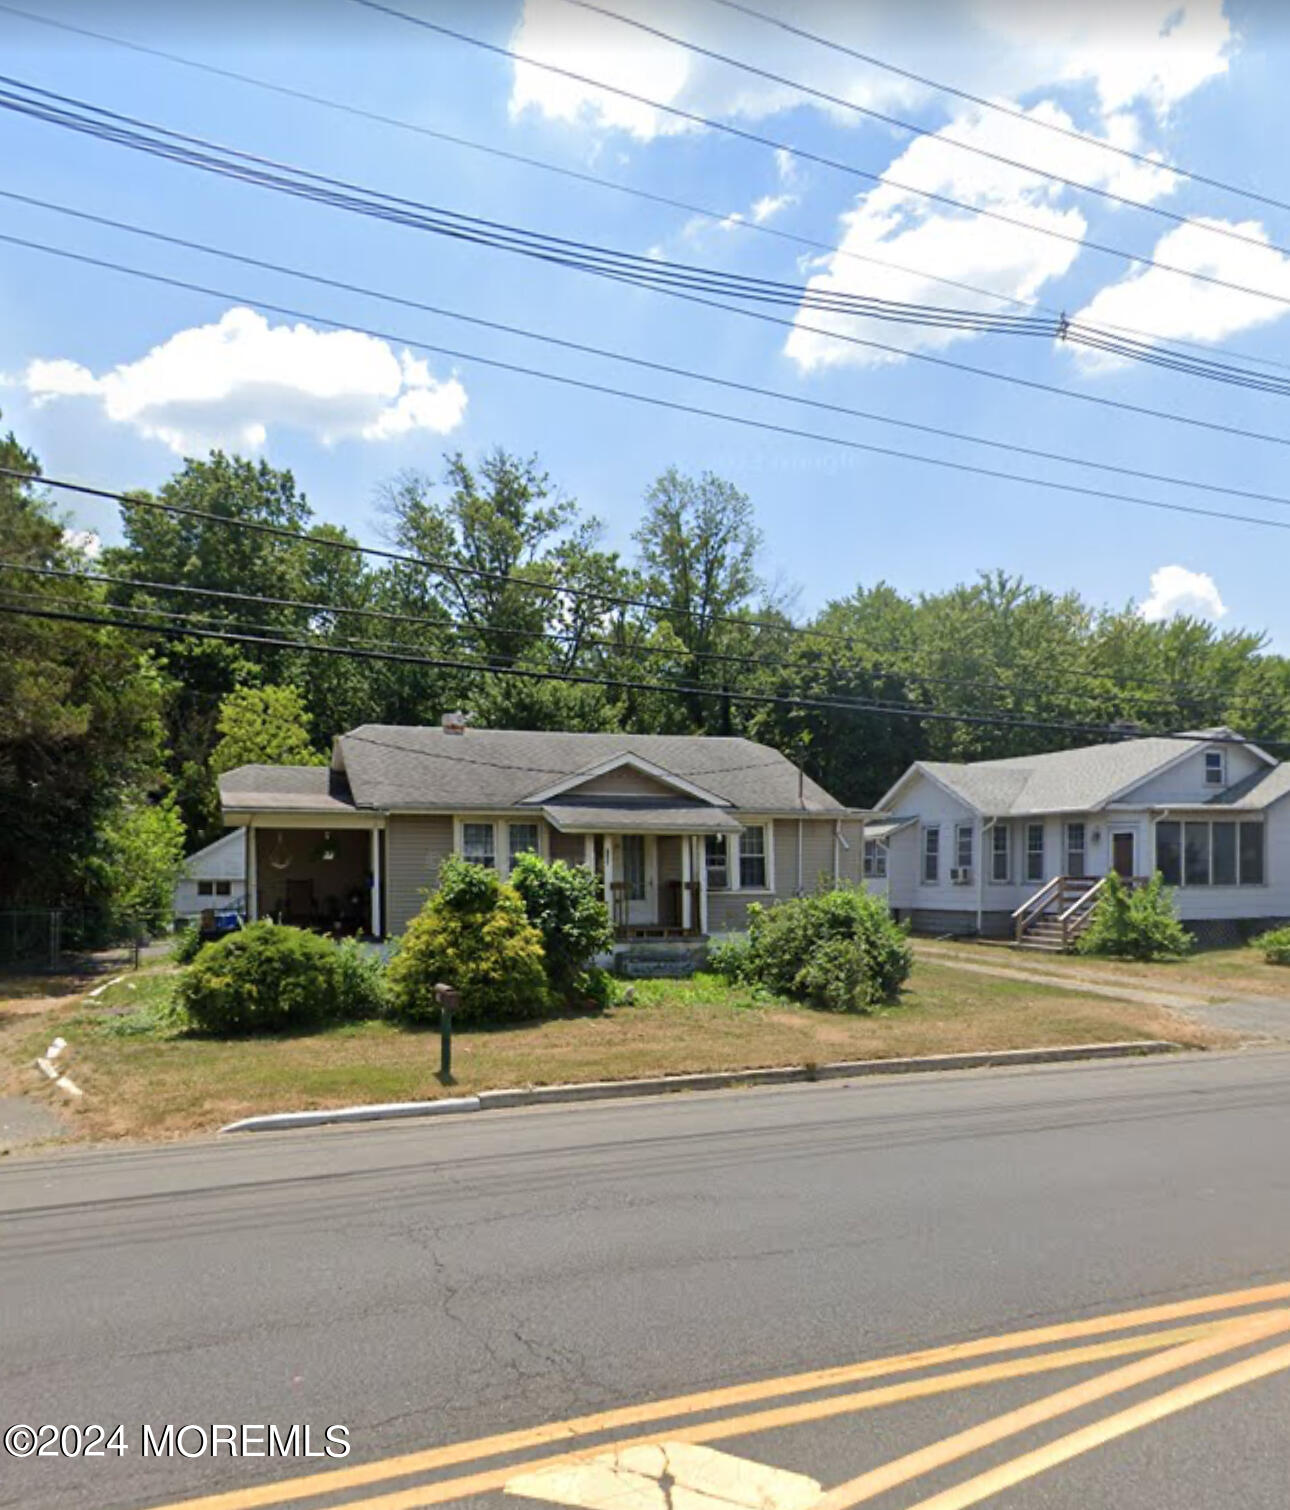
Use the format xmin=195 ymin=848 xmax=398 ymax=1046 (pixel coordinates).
xmin=385 ymin=814 xmax=454 ymax=935
xmin=563 ymin=766 xmax=684 ymax=799
xmin=1122 ymin=743 xmax=1266 ymax=806
xmin=548 ymin=828 xmax=587 ymax=866
xmin=707 ymin=818 xmax=857 ymax=933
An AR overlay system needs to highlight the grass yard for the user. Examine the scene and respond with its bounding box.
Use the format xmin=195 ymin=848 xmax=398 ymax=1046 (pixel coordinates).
xmin=913 ymin=937 xmax=1290 ymax=1001
xmin=0 ymin=958 xmax=1223 ymax=1145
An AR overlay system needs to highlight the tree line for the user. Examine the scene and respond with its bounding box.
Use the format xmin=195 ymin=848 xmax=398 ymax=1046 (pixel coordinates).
xmin=4 ymin=411 xmax=1289 ymax=926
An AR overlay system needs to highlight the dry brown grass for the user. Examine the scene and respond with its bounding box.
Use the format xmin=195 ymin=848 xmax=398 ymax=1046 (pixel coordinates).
xmin=0 ymin=960 xmax=1222 ymax=1145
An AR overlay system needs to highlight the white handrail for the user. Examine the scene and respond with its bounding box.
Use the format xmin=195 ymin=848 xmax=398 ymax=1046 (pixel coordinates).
xmin=1011 ymin=874 xmax=1061 ymax=921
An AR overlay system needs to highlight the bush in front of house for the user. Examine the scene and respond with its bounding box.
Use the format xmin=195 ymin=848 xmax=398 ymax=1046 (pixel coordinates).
xmin=386 ymin=856 xmax=550 ymax=1023
xmin=1251 ymin=925 xmax=1290 ymax=964
xmin=1076 ymin=872 xmax=1193 ymax=961
xmin=170 ymin=921 xmax=204 ymax=965
xmin=508 ymin=852 xmax=614 ymax=1007
xmin=334 ymin=936 xmax=390 ymax=1018
xmin=706 ymin=932 xmax=753 ymax=984
xmin=178 ymin=922 xmax=347 ymax=1034
xmin=743 ymin=886 xmax=912 ymax=1012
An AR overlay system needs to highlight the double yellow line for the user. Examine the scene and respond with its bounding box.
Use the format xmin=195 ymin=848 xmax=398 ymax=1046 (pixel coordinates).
xmin=146 ymin=1280 xmax=1290 ymax=1510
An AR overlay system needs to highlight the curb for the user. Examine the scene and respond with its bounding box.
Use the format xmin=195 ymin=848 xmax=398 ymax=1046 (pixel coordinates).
xmin=218 ymin=1040 xmax=1180 ymax=1134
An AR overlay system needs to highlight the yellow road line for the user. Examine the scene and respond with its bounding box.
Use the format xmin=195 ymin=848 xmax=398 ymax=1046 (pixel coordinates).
xmin=270 ymin=1324 xmax=1220 ymax=1510
xmin=142 ymin=1278 xmax=1290 ymax=1510
xmin=814 ymin=1307 xmax=1290 ymax=1510
xmin=900 ymin=1335 xmax=1290 ymax=1510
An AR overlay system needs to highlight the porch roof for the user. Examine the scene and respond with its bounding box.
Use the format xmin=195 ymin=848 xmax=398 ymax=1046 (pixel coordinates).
xmin=540 ymin=802 xmax=744 ymax=834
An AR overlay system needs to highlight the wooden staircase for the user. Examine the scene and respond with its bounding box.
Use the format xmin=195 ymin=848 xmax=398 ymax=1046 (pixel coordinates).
xmin=1013 ymin=875 xmax=1107 ymax=951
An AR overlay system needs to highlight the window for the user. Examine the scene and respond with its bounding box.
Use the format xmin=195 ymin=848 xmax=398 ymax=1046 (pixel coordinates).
xmin=739 ymin=825 xmax=768 ymax=889
xmin=1212 ymin=822 xmax=1237 ymax=886
xmin=508 ymin=823 xmax=540 ymax=870
xmin=1156 ymin=821 xmax=1182 ymax=885
xmin=1066 ymin=822 xmax=1086 ymax=878
xmin=1025 ymin=824 xmax=1045 ymax=884
xmin=991 ymin=824 xmax=1009 ymax=883
xmin=863 ymin=840 xmax=887 ymax=879
xmin=197 ymin=880 xmax=214 ymax=897
xmin=1205 ymin=750 xmax=1225 ymax=787
xmin=1184 ymin=821 xmax=1210 ymax=886
xmin=955 ymin=823 xmax=974 ymax=874
xmin=922 ymin=825 xmax=940 ymax=884
xmin=705 ymin=834 xmax=729 ymax=890
xmin=1240 ymin=821 xmax=1265 ymax=885
xmin=1157 ymin=818 xmax=1263 ymax=886
xmin=462 ymin=822 xmax=496 ymax=869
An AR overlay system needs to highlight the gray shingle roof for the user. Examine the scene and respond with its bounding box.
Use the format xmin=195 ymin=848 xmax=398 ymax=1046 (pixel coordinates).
xmin=220 ymin=727 xmax=846 ymax=816
xmin=909 ymin=732 xmax=1274 ymax=817
xmin=218 ymin=765 xmax=356 ymax=813
xmin=1202 ymin=763 xmax=1290 ymax=809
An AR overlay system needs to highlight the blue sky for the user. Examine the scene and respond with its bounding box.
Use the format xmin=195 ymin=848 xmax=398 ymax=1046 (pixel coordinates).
xmin=3 ymin=0 xmax=1289 ymax=641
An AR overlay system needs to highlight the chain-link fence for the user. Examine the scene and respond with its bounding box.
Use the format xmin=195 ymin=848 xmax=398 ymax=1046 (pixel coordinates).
xmin=0 ymin=906 xmax=140 ymax=969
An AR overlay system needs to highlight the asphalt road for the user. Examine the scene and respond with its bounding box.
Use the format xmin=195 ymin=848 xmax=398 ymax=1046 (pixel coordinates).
xmin=4 ymin=1049 xmax=1290 ymax=1510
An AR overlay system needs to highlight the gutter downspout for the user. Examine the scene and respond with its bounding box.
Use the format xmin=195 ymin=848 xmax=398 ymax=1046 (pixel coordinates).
xmin=797 ymin=763 xmax=805 ymax=896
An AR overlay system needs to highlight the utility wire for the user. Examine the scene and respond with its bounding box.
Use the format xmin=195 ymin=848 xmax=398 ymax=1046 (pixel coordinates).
xmin=352 ymin=0 xmax=1290 ymax=314
xmin=0 ymin=596 xmax=1264 ymax=746
xmin=702 ymin=0 xmax=1290 ymax=220
xmin=0 ymin=560 xmax=1220 ymax=715
xmin=7 ymin=77 xmax=1290 ymax=398
xmin=4 ymin=0 xmax=1285 ymax=377
xmin=12 ymin=192 xmax=1290 ymax=511
xmin=559 ymin=0 xmax=1288 ymax=267
xmin=0 ymin=466 xmax=1266 ymax=704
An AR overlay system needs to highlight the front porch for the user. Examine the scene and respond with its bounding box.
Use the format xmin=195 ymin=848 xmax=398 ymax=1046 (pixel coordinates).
xmin=584 ymin=832 xmax=711 ymax=941
xmin=245 ymin=821 xmax=384 ymax=939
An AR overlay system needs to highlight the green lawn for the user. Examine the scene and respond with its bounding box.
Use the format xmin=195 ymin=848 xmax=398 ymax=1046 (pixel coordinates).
xmin=0 ymin=960 xmax=1220 ymax=1144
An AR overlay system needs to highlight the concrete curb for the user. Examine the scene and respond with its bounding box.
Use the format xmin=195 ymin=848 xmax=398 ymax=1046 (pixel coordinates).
xmin=218 ymin=1040 xmax=1180 ymax=1134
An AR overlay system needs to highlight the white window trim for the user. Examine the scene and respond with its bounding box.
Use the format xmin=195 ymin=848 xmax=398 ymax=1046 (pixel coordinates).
xmin=1204 ymin=749 xmax=1226 ymax=787
xmin=990 ymin=822 xmax=1010 ymax=885
xmin=1155 ymin=816 xmax=1266 ymax=888
xmin=705 ymin=832 xmax=731 ymax=892
xmin=863 ymin=839 xmax=888 ymax=880
xmin=955 ymin=822 xmax=974 ymax=871
xmin=921 ymin=824 xmax=941 ymax=886
xmin=1025 ymin=823 xmax=1046 ymax=884
xmin=729 ymin=820 xmax=775 ymax=894
xmin=453 ymin=815 xmax=548 ymax=878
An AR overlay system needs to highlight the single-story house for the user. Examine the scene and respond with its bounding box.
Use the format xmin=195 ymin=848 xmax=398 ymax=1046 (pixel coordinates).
xmin=172 ymin=829 xmax=246 ymax=924
xmin=865 ymin=727 xmax=1290 ymax=946
xmin=217 ymin=718 xmax=866 ymax=949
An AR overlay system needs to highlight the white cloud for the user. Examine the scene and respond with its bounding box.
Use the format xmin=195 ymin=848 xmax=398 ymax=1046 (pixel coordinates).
xmin=750 ymin=193 xmax=796 ymax=225
xmin=62 ymin=528 xmax=101 ymax=559
xmin=1067 ymin=218 xmax=1290 ymax=367
xmin=1138 ymin=564 xmax=1228 ymax=623
xmin=10 ymin=308 xmax=468 ymax=454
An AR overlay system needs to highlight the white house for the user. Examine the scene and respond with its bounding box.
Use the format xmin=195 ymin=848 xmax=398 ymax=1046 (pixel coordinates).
xmin=173 ymin=830 xmax=246 ymax=924
xmin=865 ymin=728 xmax=1290 ymax=947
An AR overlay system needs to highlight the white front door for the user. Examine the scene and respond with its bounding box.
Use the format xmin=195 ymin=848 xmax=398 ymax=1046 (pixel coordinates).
xmin=619 ymin=835 xmax=655 ymax=925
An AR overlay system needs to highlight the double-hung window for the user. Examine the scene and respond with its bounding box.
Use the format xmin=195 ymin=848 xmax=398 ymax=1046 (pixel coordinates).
xmin=955 ymin=823 xmax=974 ymax=877
xmin=991 ymin=824 xmax=1009 ymax=883
xmin=922 ymin=825 xmax=940 ymax=884
xmin=462 ymin=822 xmax=496 ymax=870
xmin=1205 ymin=750 xmax=1225 ymax=787
xmin=863 ymin=840 xmax=887 ymax=879
xmin=508 ymin=822 xmax=540 ymax=870
xmin=739 ymin=825 xmax=768 ymax=889
xmin=1066 ymin=822 xmax=1086 ymax=879
xmin=1025 ymin=824 xmax=1045 ymax=883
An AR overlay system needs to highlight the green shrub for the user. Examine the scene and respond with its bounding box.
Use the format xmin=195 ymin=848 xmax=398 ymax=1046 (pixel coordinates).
xmin=745 ymin=886 xmax=912 ymax=1011
xmin=1251 ymin=925 xmax=1290 ymax=964
xmin=170 ymin=922 xmax=204 ymax=965
xmin=177 ymin=922 xmax=344 ymax=1034
xmin=509 ymin=852 xmax=614 ymax=1005
xmin=706 ymin=932 xmax=753 ymax=983
xmin=334 ymin=937 xmax=389 ymax=1018
xmin=1076 ymin=872 xmax=1192 ymax=960
xmin=386 ymin=856 xmax=550 ymax=1023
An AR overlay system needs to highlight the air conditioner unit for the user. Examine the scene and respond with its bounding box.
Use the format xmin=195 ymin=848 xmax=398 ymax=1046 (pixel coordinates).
xmin=950 ymin=867 xmax=973 ymax=885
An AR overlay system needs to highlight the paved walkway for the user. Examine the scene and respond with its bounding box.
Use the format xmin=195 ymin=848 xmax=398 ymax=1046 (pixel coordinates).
xmin=915 ymin=943 xmax=1290 ymax=1041
xmin=0 ymin=1094 xmax=66 ymax=1154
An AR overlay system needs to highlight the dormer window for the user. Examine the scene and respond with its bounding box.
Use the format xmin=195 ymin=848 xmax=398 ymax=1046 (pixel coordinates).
xmin=1205 ymin=750 xmax=1225 ymax=787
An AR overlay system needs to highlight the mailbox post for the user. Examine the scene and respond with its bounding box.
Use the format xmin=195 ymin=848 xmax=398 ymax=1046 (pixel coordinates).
xmin=434 ymin=982 xmax=459 ymax=1083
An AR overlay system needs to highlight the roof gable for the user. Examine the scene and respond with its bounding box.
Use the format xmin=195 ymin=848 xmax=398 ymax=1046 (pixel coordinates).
xmin=524 ymin=752 xmax=731 ymax=807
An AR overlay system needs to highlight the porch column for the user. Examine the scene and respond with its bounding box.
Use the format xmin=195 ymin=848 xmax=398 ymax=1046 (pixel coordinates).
xmin=681 ymin=833 xmax=693 ymax=932
xmin=603 ymin=835 xmax=614 ymax=921
xmin=698 ymin=836 xmax=709 ymax=936
xmin=246 ymin=823 xmax=258 ymax=922
xmin=370 ymin=825 xmax=382 ymax=939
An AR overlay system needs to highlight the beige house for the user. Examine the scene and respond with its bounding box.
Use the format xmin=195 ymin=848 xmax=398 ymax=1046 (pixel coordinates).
xmin=218 ymin=719 xmax=865 ymax=947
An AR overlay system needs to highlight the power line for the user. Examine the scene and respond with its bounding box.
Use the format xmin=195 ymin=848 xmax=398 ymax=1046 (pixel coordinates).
xmin=0 ymin=560 xmax=1221 ymax=715
xmin=12 ymin=191 xmax=1290 ymax=511
xmin=701 ymin=0 xmax=1290 ymax=221
xmin=0 ymin=466 xmax=1265 ymax=706
xmin=4 ymin=0 xmax=1284 ymax=378
xmin=0 ymin=596 xmax=1266 ymax=747
xmin=7 ymin=78 xmax=1290 ymax=402
xmin=352 ymin=0 xmax=1290 ymax=314
xmin=560 ymin=0 xmax=1290 ymax=270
